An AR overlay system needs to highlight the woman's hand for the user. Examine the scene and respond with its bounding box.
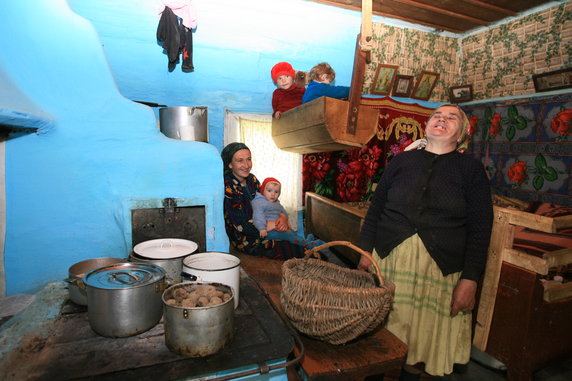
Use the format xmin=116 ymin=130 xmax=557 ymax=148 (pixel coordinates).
xmin=274 ymin=213 xmax=289 ymax=232
xmin=450 ymin=279 xmax=477 ymax=317
xmin=357 ymin=254 xmax=373 ymax=272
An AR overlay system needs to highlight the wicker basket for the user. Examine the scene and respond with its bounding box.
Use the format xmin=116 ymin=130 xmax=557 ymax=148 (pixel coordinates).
xmin=280 ymin=241 xmax=395 ymax=345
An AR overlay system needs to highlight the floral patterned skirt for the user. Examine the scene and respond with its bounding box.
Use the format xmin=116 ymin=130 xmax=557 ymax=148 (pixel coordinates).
xmin=372 ymin=234 xmax=472 ymax=376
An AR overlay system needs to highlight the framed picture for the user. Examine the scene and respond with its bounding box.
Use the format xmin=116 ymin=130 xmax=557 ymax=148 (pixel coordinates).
xmin=391 ymin=74 xmax=414 ymax=97
xmin=449 ymin=84 xmax=473 ymax=103
xmin=532 ymin=68 xmax=572 ymax=92
xmin=411 ymin=71 xmax=440 ymax=101
xmin=371 ymin=64 xmax=399 ymax=95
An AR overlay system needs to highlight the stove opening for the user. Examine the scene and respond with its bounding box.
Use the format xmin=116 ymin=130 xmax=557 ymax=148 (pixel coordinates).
xmin=131 ymin=197 xmax=206 ymax=252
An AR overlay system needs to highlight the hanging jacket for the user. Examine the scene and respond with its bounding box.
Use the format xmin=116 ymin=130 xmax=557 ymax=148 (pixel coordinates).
xmin=157 ymin=6 xmax=182 ymax=70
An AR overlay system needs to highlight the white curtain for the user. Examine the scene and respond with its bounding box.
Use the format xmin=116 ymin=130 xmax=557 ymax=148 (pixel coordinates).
xmin=224 ymin=110 xmax=302 ymax=231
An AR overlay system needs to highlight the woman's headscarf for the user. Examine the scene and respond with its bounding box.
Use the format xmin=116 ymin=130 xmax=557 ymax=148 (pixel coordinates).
xmin=221 ymin=142 xmax=250 ymax=175
xmin=405 ymin=104 xmax=471 ymax=152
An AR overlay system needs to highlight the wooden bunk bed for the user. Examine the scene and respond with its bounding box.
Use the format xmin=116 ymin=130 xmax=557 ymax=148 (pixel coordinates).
xmin=271 ymin=1 xmax=380 ymax=154
xmin=305 ymin=191 xmax=572 ymax=381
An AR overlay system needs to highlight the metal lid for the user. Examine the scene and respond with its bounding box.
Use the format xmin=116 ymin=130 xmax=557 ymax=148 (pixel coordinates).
xmin=133 ymin=238 xmax=198 ymax=259
xmin=83 ymin=262 xmax=165 ymax=290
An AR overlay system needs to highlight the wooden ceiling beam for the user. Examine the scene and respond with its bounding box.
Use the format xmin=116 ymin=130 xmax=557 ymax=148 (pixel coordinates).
xmin=462 ymin=0 xmax=517 ymax=16
xmin=372 ymin=10 xmax=466 ymax=33
xmin=391 ymin=0 xmax=491 ymax=26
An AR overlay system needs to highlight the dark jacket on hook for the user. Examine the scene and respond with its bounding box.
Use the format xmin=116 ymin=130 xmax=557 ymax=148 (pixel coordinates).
xmin=157 ymin=6 xmax=182 ymax=70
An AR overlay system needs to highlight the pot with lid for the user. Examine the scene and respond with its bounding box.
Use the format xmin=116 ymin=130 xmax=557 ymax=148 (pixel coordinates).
xmin=83 ymin=262 xmax=167 ymax=338
xmin=66 ymin=257 xmax=127 ymax=306
xmin=131 ymin=238 xmax=198 ymax=285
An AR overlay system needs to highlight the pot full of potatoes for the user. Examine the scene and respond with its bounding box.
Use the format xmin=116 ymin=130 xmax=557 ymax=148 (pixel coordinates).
xmin=162 ymin=281 xmax=234 ymax=357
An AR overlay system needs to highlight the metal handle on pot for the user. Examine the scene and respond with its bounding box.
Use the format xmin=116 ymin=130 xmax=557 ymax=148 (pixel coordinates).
xmin=64 ymin=277 xmax=87 ymax=293
xmin=181 ymin=272 xmax=198 ymax=281
xmin=111 ymin=271 xmax=140 ymax=284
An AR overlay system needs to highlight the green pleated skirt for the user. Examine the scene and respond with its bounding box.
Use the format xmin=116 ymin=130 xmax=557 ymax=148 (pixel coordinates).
xmin=372 ymin=234 xmax=472 ymax=376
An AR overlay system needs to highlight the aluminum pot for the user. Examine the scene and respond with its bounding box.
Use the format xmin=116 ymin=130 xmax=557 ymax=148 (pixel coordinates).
xmin=162 ymin=282 xmax=234 ymax=357
xmin=159 ymin=106 xmax=208 ymax=142
xmin=132 ymin=238 xmax=198 ymax=285
xmin=66 ymin=257 xmax=126 ymax=306
xmin=182 ymin=252 xmax=241 ymax=309
xmin=83 ymin=262 xmax=167 ymax=338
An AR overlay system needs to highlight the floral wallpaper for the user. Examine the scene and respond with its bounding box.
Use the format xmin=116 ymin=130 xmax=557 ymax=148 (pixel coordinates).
xmin=464 ymin=93 xmax=571 ymax=206
xmin=366 ymin=2 xmax=572 ymax=103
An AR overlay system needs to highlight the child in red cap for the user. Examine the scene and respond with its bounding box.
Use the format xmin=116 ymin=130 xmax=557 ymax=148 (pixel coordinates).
xmin=252 ymin=177 xmax=333 ymax=254
xmin=271 ymin=62 xmax=305 ymax=119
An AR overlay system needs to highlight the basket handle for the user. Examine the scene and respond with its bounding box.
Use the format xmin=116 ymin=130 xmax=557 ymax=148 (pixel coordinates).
xmin=305 ymin=240 xmax=386 ymax=287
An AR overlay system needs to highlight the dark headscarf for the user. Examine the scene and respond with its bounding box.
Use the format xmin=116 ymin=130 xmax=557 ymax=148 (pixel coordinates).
xmin=221 ymin=142 xmax=250 ymax=175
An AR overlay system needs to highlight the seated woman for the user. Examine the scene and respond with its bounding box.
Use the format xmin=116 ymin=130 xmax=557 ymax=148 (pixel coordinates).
xmin=221 ymin=142 xmax=306 ymax=260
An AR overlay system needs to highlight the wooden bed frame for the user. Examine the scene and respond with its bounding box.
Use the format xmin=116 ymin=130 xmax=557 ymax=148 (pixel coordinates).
xmin=304 ymin=191 xmax=572 ymax=381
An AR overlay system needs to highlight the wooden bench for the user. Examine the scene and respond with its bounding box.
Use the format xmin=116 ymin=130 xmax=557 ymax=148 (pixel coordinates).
xmin=236 ymin=252 xmax=407 ymax=381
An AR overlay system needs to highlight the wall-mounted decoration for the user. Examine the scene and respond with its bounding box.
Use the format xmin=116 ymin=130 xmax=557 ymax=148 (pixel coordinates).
xmin=371 ymin=64 xmax=399 ymax=96
xmin=391 ymin=75 xmax=414 ymax=97
xmin=411 ymin=71 xmax=440 ymax=101
xmin=532 ymin=68 xmax=572 ymax=93
xmin=449 ymin=84 xmax=473 ymax=103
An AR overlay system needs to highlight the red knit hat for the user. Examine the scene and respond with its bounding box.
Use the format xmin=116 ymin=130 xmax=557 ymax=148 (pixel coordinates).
xmin=261 ymin=177 xmax=281 ymax=194
xmin=271 ymin=62 xmax=295 ymax=83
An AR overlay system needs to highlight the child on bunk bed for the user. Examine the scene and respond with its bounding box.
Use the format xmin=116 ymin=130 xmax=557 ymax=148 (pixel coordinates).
xmin=271 ymin=62 xmax=306 ymax=119
xmin=302 ymin=62 xmax=350 ymax=104
xmin=252 ymin=177 xmax=329 ymax=253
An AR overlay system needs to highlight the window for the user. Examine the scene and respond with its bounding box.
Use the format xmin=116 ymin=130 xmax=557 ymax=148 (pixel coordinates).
xmin=224 ymin=110 xmax=302 ymax=230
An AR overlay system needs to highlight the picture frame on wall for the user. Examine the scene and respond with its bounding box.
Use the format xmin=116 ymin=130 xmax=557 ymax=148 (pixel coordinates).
xmin=532 ymin=68 xmax=572 ymax=92
xmin=449 ymin=84 xmax=473 ymax=103
xmin=411 ymin=71 xmax=440 ymax=101
xmin=391 ymin=74 xmax=414 ymax=97
xmin=371 ymin=64 xmax=399 ymax=95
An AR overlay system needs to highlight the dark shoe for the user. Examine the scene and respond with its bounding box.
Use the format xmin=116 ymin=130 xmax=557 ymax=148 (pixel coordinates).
xmin=453 ymin=363 xmax=468 ymax=374
xmin=399 ymin=369 xmax=420 ymax=381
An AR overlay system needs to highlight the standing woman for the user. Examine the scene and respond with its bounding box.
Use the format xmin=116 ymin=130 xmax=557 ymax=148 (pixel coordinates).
xmin=221 ymin=142 xmax=305 ymax=260
xmin=358 ymin=105 xmax=493 ymax=380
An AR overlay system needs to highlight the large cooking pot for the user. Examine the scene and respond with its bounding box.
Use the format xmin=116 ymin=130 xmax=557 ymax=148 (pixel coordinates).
xmin=182 ymin=252 xmax=241 ymax=309
xmin=131 ymin=238 xmax=198 ymax=285
xmin=162 ymin=282 xmax=234 ymax=357
xmin=66 ymin=257 xmax=126 ymax=306
xmin=159 ymin=106 xmax=208 ymax=142
xmin=83 ymin=262 xmax=167 ymax=338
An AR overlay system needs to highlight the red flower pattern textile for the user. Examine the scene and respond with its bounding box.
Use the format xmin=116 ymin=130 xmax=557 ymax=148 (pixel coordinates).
xmin=508 ymin=161 xmax=528 ymax=186
xmin=336 ymin=160 xmax=368 ymax=202
xmin=468 ymin=115 xmax=478 ymax=137
xmin=551 ymin=109 xmax=572 ymax=137
xmin=489 ymin=113 xmax=502 ymax=137
xmin=302 ymin=152 xmax=331 ymax=190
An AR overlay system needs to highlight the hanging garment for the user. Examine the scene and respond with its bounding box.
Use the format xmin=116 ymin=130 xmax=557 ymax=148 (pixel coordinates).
xmin=181 ymin=25 xmax=193 ymax=72
xmin=156 ymin=6 xmax=182 ymax=71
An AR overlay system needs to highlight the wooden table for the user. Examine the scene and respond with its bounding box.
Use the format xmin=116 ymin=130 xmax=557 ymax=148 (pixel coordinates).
xmin=237 ymin=253 xmax=408 ymax=381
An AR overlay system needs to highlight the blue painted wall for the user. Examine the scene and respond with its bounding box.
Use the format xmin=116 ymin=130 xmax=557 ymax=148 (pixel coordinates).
xmin=0 ymin=0 xmax=438 ymax=295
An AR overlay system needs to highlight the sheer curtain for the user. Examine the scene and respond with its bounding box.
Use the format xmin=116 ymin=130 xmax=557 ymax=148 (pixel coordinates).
xmin=224 ymin=110 xmax=302 ymax=231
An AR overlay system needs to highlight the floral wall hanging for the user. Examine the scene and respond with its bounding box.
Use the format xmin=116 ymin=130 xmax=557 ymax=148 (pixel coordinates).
xmin=302 ymin=97 xmax=434 ymax=203
xmin=463 ymin=93 xmax=571 ymax=206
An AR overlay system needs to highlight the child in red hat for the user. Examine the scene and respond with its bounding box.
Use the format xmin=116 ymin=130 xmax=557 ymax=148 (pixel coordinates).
xmin=271 ymin=62 xmax=305 ymax=119
xmin=252 ymin=177 xmax=333 ymax=254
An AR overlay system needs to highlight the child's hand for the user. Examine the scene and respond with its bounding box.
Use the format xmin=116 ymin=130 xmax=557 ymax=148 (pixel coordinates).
xmin=274 ymin=111 xmax=282 ymax=119
xmin=260 ymin=229 xmax=268 ymax=238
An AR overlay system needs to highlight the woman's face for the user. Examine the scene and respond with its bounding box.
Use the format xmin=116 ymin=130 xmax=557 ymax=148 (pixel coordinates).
xmin=228 ymin=149 xmax=252 ymax=182
xmin=425 ymin=106 xmax=463 ymax=147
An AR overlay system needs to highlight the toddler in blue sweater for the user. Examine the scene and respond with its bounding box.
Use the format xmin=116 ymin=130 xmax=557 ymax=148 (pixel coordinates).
xmin=302 ymin=62 xmax=350 ymax=104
